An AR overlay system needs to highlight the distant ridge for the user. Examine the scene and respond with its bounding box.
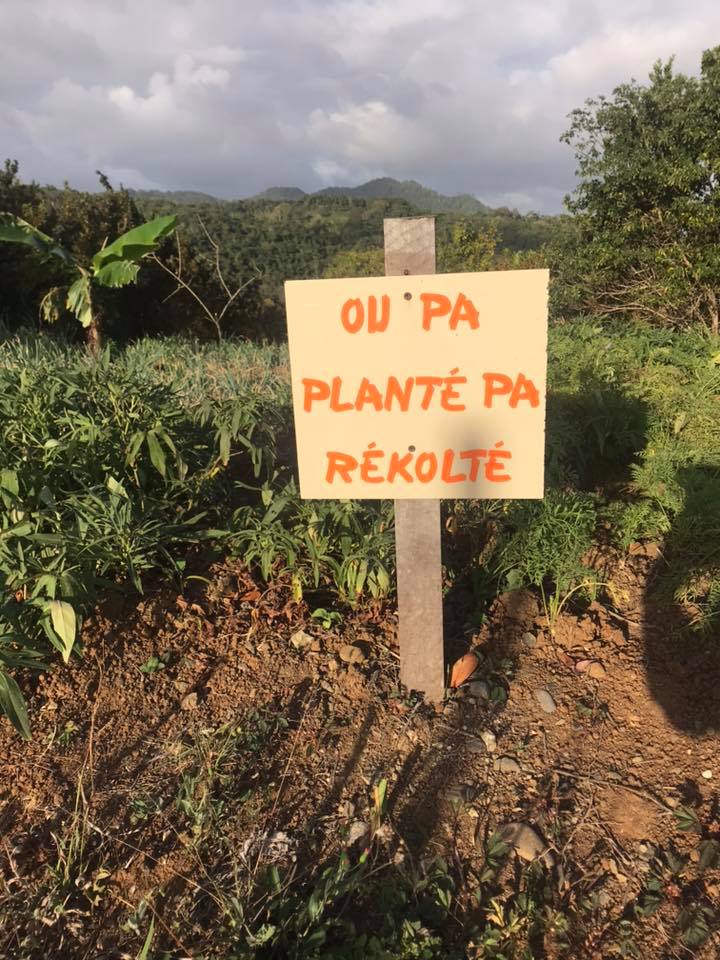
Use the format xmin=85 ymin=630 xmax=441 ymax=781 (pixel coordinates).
xmin=129 ymin=189 xmax=221 ymax=204
xmin=254 ymin=186 xmax=308 ymax=201
xmin=249 ymin=177 xmax=491 ymax=214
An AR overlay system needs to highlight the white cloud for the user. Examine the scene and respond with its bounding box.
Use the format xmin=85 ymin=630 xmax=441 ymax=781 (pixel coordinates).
xmin=1 ymin=0 xmax=719 ymax=210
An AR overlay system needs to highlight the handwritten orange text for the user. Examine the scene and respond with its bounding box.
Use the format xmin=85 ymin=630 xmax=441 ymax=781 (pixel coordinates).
xmin=325 ymin=442 xmax=512 ymax=485
xmin=302 ymin=371 xmax=468 ymax=413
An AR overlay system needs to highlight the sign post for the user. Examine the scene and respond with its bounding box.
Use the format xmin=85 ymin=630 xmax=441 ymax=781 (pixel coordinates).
xmin=284 ymin=223 xmax=548 ymax=704
xmin=384 ymin=217 xmax=444 ymax=701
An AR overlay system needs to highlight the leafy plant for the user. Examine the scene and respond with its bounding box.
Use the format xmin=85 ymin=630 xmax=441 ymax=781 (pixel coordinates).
xmin=0 ymin=213 xmax=176 ymax=350
xmin=494 ymin=490 xmax=598 ymax=625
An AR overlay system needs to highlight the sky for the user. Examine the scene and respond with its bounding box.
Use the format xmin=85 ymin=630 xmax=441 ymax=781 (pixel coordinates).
xmin=1 ymin=1 xmax=718 ymax=213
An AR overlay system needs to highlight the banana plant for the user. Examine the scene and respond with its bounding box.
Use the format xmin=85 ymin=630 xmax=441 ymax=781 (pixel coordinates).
xmin=0 ymin=213 xmax=176 ymax=351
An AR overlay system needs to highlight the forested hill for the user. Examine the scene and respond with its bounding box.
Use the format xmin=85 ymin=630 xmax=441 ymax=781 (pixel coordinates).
xmin=290 ymin=177 xmax=491 ymax=215
xmin=136 ymin=177 xmax=493 ymax=215
xmin=2 ymin=159 xmax=562 ymax=342
xmin=134 ymin=190 xmax=560 ymax=305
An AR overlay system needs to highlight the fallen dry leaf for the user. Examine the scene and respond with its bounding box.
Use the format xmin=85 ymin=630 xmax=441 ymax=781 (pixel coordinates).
xmin=449 ymin=652 xmax=479 ymax=688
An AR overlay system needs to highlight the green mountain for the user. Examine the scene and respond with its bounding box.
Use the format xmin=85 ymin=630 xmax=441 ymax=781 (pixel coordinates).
xmin=250 ymin=177 xmax=491 ymax=214
xmin=254 ymin=186 xmax=308 ymax=201
xmin=315 ymin=177 xmax=491 ymax=214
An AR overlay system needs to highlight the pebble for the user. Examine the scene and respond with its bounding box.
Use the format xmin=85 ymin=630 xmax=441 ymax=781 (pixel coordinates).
xmin=290 ymin=629 xmax=314 ymax=650
xmin=479 ymin=729 xmax=497 ymax=753
xmin=180 ymin=692 xmax=198 ymax=711
xmin=445 ymin=783 xmax=475 ymax=804
xmin=467 ymin=680 xmax=490 ymax=700
xmin=496 ymin=822 xmax=555 ymax=866
xmin=534 ymin=688 xmax=556 ymax=714
xmin=346 ymin=820 xmax=369 ymax=845
xmin=493 ymin=756 xmax=522 ymax=774
xmin=339 ymin=644 xmax=366 ymax=665
xmin=702 ymin=769 xmax=713 ymax=780
xmin=587 ymin=661 xmax=607 ymax=680
xmin=521 ymin=631 xmax=537 ymax=649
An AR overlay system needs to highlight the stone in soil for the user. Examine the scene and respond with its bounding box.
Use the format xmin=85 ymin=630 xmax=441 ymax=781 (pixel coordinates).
xmin=496 ymin=822 xmax=555 ymax=866
xmin=290 ymin=629 xmax=314 ymax=650
xmin=479 ymin=729 xmax=497 ymax=753
xmin=467 ymin=680 xmax=490 ymax=700
xmin=534 ymin=688 xmax=556 ymax=713
xmin=493 ymin=756 xmax=522 ymax=773
xmin=180 ymin=691 xmax=198 ymax=711
xmin=445 ymin=783 xmax=475 ymax=804
xmin=346 ymin=820 xmax=369 ymax=845
xmin=339 ymin=644 xmax=366 ymax=665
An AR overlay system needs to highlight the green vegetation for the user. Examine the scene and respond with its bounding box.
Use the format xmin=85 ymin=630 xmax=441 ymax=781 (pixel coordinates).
xmin=1 ymin=319 xmax=718 ymax=738
xmin=559 ymin=47 xmax=720 ymax=332
xmin=0 ymin=212 xmax=176 ymax=350
xmin=1 ymin=160 xmax=559 ymax=344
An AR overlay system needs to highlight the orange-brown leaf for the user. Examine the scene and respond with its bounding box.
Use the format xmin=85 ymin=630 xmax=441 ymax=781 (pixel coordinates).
xmin=449 ymin=652 xmax=479 ymax=688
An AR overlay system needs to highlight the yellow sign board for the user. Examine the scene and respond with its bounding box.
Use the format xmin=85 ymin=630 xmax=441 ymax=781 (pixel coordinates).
xmin=285 ymin=269 xmax=549 ymax=499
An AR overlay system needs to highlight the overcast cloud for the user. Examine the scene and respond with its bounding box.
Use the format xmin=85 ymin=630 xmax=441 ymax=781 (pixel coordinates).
xmin=0 ymin=0 xmax=718 ymax=211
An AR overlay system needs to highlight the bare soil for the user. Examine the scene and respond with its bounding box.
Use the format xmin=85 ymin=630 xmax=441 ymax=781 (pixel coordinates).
xmin=1 ymin=543 xmax=719 ymax=958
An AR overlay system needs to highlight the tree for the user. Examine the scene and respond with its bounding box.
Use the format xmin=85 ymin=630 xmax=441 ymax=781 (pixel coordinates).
xmin=323 ymin=247 xmax=384 ymax=278
xmin=0 ymin=214 xmax=176 ymax=351
xmin=437 ymin=220 xmax=497 ymax=273
xmin=561 ymin=47 xmax=720 ymax=332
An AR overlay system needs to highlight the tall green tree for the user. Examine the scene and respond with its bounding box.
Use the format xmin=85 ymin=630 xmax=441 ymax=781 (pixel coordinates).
xmin=561 ymin=47 xmax=720 ymax=332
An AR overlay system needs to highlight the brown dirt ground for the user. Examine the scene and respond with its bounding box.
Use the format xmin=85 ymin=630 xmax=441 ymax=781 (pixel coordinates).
xmin=1 ymin=543 xmax=719 ymax=958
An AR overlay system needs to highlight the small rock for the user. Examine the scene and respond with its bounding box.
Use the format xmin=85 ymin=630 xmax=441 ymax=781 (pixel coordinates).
xmin=445 ymin=783 xmax=475 ymax=804
xmin=180 ymin=692 xmax=198 ymax=711
xmin=240 ymin=830 xmax=295 ymax=864
xmin=326 ymin=658 xmax=339 ymax=673
xmin=637 ymin=842 xmax=655 ymax=862
xmin=521 ymin=631 xmax=537 ymax=649
xmin=702 ymin=769 xmax=713 ymax=780
xmin=534 ymin=688 xmax=556 ymax=714
xmin=467 ymin=680 xmax=490 ymax=700
xmin=631 ymin=755 xmax=643 ymax=766
xmin=497 ymin=822 xmax=555 ymax=866
xmin=339 ymin=644 xmax=366 ymax=665
xmin=443 ymin=700 xmax=462 ymax=725
xmin=290 ymin=629 xmax=314 ymax=650
xmin=493 ymin=756 xmax=522 ymax=774
xmin=587 ymin=661 xmax=607 ymax=680
xmin=479 ymin=729 xmax=497 ymax=753
xmin=346 ymin=820 xmax=369 ymax=845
